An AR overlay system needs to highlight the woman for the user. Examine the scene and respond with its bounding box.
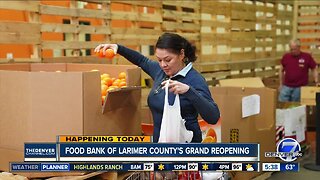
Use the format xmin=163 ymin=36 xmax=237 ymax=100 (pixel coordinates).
xmin=95 ymin=33 xmax=220 ymax=143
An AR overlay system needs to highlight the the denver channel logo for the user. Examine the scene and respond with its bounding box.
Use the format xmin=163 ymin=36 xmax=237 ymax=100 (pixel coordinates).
xmin=25 ymin=147 xmax=55 ymax=156
xmin=265 ymin=138 xmax=302 ymax=162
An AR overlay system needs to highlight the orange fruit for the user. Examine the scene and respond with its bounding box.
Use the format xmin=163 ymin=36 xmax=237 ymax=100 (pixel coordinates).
xmin=118 ymin=72 xmax=126 ymax=80
xmin=97 ymin=49 xmax=105 ymax=57
xmin=104 ymin=77 xmax=113 ymax=86
xmin=119 ymin=81 xmax=126 ymax=87
xmin=101 ymin=84 xmax=107 ymax=91
xmin=112 ymin=81 xmax=120 ymax=87
xmin=105 ymin=49 xmax=115 ymax=59
xmin=101 ymin=88 xmax=107 ymax=96
xmin=101 ymin=91 xmax=107 ymax=96
xmin=101 ymin=73 xmax=110 ymax=79
xmin=109 ymin=85 xmax=118 ymax=89
xmin=112 ymin=79 xmax=121 ymax=87
xmin=202 ymin=136 xmax=214 ymax=143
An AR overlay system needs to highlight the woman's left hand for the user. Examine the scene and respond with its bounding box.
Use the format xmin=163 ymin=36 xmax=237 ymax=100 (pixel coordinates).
xmin=161 ymin=80 xmax=190 ymax=94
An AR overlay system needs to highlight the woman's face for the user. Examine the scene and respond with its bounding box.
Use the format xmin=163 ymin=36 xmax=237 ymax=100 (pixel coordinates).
xmin=155 ymin=48 xmax=185 ymax=77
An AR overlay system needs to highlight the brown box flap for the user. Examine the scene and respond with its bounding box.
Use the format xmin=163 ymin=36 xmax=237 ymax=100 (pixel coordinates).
xmin=102 ymin=87 xmax=141 ymax=113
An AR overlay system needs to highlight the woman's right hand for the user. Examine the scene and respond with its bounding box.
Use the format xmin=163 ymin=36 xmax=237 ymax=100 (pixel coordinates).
xmin=94 ymin=44 xmax=118 ymax=55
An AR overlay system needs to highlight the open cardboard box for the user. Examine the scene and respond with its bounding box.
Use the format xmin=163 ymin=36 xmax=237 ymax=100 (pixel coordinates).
xmin=0 ymin=63 xmax=141 ymax=176
xmin=211 ymin=77 xmax=276 ymax=180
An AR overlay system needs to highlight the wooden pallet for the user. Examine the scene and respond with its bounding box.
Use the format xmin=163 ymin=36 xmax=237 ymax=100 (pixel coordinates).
xmin=0 ymin=1 xmax=41 ymax=63
xmin=162 ymin=0 xmax=201 ymax=53
xmin=275 ymin=1 xmax=294 ymax=57
xmin=230 ymin=1 xmax=256 ymax=61
xmin=200 ymin=1 xmax=231 ymax=63
xmin=110 ymin=1 xmax=162 ymax=46
xmin=255 ymin=1 xmax=277 ymax=59
xmin=296 ymin=1 xmax=320 ymax=63
xmin=41 ymin=0 xmax=112 ymax=60
xmin=110 ymin=1 xmax=162 ymax=68
xmin=0 ymin=0 xmax=296 ymax=79
xmin=194 ymin=57 xmax=280 ymax=86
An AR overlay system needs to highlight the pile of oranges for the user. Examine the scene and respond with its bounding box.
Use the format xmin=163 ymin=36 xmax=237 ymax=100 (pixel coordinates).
xmin=100 ymin=72 xmax=127 ymax=105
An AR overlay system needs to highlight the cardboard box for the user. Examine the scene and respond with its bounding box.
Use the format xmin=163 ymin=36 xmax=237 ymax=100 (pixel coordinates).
xmin=213 ymin=78 xmax=276 ymax=179
xmin=0 ymin=63 xmax=142 ymax=173
xmin=301 ymin=86 xmax=320 ymax=106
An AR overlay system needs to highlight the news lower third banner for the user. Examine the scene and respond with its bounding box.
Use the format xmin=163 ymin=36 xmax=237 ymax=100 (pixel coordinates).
xmin=24 ymin=142 xmax=259 ymax=162
xmin=10 ymin=162 xmax=261 ymax=172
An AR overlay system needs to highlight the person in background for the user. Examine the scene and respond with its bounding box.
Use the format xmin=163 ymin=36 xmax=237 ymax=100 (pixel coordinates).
xmin=279 ymin=39 xmax=319 ymax=102
xmin=95 ymin=33 xmax=220 ymax=143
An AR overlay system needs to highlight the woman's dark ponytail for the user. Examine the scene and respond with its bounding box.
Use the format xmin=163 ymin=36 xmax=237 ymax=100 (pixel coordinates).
xmin=184 ymin=41 xmax=197 ymax=63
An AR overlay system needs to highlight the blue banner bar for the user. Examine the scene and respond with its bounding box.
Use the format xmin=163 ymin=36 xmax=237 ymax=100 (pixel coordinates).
xmin=10 ymin=162 xmax=260 ymax=172
xmin=59 ymin=143 xmax=258 ymax=157
xmin=23 ymin=143 xmax=259 ymax=162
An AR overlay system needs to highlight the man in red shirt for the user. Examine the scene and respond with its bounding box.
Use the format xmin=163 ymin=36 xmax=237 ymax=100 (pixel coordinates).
xmin=279 ymin=39 xmax=318 ymax=102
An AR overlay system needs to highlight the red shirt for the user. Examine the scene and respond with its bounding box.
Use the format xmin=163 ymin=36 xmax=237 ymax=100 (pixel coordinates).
xmin=282 ymin=52 xmax=317 ymax=87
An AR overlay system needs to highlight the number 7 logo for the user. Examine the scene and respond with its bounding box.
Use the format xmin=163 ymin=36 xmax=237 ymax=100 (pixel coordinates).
xmin=277 ymin=138 xmax=301 ymax=162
